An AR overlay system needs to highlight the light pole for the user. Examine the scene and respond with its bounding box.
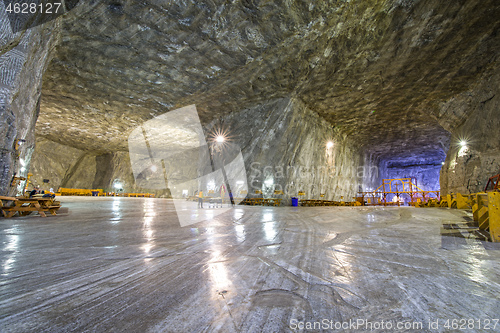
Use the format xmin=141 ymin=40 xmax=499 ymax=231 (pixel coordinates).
xmin=209 ymin=135 xmax=235 ymax=207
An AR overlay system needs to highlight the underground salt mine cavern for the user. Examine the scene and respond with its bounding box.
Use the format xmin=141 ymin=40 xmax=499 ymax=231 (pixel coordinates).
xmin=1 ymin=0 xmax=500 ymax=332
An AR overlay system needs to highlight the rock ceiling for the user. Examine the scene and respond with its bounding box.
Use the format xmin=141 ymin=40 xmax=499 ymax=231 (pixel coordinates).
xmin=37 ymin=0 xmax=500 ymax=160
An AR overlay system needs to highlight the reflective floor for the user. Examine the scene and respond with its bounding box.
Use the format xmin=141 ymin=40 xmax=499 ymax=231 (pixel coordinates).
xmin=1 ymin=197 xmax=499 ymax=332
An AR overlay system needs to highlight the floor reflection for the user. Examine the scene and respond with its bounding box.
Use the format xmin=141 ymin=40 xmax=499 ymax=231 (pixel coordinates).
xmin=111 ymin=198 xmax=121 ymax=223
xmin=208 ymin=249 xmax=234 ymax=300
xmin=466 ymin=250 xmax=487 ymax=284
xmin=2 ymin=226 xmax=20 ymax=273
xmin=263 ymin=212 xmax=273 ymax=222
xmin=234 ymin=225 xmax=245 ymax=242
xmin=233 ymin=209 xmax=244 ymax=221
xmin=263 ymin=222 xmax=278 ymax=242
xmin=3 ymin=197 xmax=500 ymax=332
xmin=142 ymin=200 xmax=156 ymax=257
xmin=330 ymin=246 xmax=354 ymax=284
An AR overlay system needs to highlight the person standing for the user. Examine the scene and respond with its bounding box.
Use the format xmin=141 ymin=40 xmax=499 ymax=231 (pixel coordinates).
xmin=197 ymin=190 xmax=203 ymax=208
xmin=29 ymin=186 xmax=40 ymax=198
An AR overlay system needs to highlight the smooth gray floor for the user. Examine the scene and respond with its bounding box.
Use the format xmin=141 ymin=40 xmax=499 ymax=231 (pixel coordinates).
xmin=1 ymin=197 xmax=499 ymax=332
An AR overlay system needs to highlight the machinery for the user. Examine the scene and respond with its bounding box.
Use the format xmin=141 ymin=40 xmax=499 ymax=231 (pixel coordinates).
xmin=358 ymin=178 xmax=440 ymax=207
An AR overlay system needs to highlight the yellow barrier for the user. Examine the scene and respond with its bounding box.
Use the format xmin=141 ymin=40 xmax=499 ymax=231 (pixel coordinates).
xmin=444 ymin=193 xmax=471 ymax=209
xmin=57 ymin=188 xmax=103 ymax=196
xmin=410 ymin=188 xmax=498 ymax=242
xmin=472 ymin=193 xmax=489 ymax=230
xmin=122 ymin=193 xmax=155 ymax=198
xmin=456 ymin=193 xmax=472 ymax=209
xmin=427 ymin=198 xmax=439 ymax=207
xmin=489 ymin=192 xmax=500 ymax=242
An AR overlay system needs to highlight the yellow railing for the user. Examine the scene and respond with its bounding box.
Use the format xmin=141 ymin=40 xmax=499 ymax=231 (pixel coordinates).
xmin=57 ymin=188 xmax=103 ymax=196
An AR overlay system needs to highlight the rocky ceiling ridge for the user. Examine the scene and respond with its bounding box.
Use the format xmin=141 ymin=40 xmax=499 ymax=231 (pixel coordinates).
xmin=35 ymin=0 xmax=500 ymax=159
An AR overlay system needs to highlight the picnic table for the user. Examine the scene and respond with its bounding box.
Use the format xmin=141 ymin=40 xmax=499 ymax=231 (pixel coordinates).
xmin=238 ymin=198 xmax=282 ymax=206
xmin=262 ymin=198 xmax=282 ymax=206
xmin=0 ymin=196 xmax=61 ymax=218
xmin=300 ymin=199 xmax=325 ymax=206
xmin=0 ymin=196 xmax=17 ymax=217
xmin=208 ymin=197 xmax=223 ymax=208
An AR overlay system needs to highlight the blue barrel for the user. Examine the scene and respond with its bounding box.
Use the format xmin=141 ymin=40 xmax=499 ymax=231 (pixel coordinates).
xmin=91 ymin=191 xmax=99 ymax=196
xmin=291 ymin=197 xmax=298 ymax=207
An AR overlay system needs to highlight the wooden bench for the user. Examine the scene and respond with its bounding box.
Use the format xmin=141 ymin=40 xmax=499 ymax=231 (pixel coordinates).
xmin=0 ymin=196 xmax=18 ymax=218
xmin=123 ymin=193 xmax=155 ymax=198
xmin=269 ymin=198 xmax=282 ymax=206
xmin=57 ymin=188 xmax=103 ymax=196
xmin=1 ymin=197 xmax=61 ymax=218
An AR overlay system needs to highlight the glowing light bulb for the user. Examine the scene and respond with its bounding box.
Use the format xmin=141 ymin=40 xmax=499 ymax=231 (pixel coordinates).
xmin=216 ymin=135 xmax=225 ymax=143
xmin=460 ymin=140 xmax=467 ymax=147
xmin=326 ymin=141 xmax=334 ymax=149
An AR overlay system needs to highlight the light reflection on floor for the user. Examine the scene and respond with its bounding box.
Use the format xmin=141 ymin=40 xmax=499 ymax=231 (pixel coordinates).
xmin=0 ymin=197 xmax=499 ymax=332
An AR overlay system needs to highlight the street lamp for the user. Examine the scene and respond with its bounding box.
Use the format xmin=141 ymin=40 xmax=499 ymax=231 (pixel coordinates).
xmin=208 ymin=129 xmax=234 ymax=206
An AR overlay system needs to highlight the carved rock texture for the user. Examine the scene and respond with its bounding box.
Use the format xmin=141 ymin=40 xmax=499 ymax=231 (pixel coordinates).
xmin=29 ymin=137 xmax=95 ymax=191
xmin=0 ymin=9 xmax=59 ymax=196
xmin=30 ymin=98 xmax=367 ymax=201
xmin=205 ymin=97 xmax=366 ymax=201
xmin=440 ymin=66 xmax=500 ymax=195
xmin=1 ymin=0 xmax=499 ymax=195
xmin=38 ymin=0 xmax=499 ymax=159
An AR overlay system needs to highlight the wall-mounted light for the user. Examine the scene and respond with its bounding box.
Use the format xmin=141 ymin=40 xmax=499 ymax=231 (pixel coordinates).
xmin=458 ymin=139 xmax=469 ymax=157
xmin=150 ymin=165 xmax=157 ymax=172
xmin=14 ymin=139 xmax=26 ymax=151
xmin=326 ymin=141 xmax=334 ymax=149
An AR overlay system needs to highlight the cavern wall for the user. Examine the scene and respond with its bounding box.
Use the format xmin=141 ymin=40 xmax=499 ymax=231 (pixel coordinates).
xmin=30 ymin=136 xmax=169 ymax=196
xmin=0 ymin=10 xmax=59 ymax=196
xmin=439 ymin=66 xmax=500 ymax=195
xmin=206 ymin=97 xmax=367 ymax=201
xmin=31 ymin=97 xmax=368 ymax=202
xmin=31 ymin=138 xmax=206 ymax=198
xmin=379 ymin=161 xmax=442 ymax=191
xmin=29 ymin=137 xmax=95 ymax=191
